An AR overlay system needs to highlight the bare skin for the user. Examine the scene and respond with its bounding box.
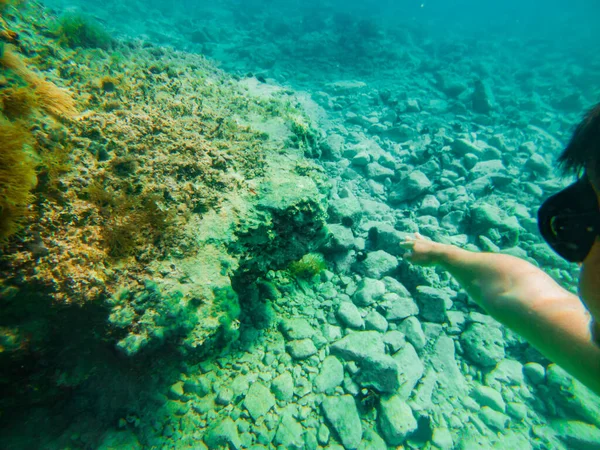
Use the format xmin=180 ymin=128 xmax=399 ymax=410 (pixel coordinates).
xmin=400 ymin=232 xmax=600 ymax=396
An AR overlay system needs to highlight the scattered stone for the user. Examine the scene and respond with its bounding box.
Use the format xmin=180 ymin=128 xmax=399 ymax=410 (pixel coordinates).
xmin=546 ymin=364 xmax=600 ymax=427
xmin=337 ymin=302 xmax=365 ymax=329
xmin=358 ymin=354 xmax=402 ymax=393
xmin=471 ymin=385 xmax=506 ymax=413
xmin=551 ymin=420 xmax=600 ymax=450
xmin=383 ymin=330 xmax=406 ymax=354
xmin=272 ymin=372 xmax=294 ymax=402
xmin=330 ymin=331 xmax=385 ymax=362
xmin=380 ymin=293 xmax=419 ymax=321
xmin=244 ymin=383 xmax=276 ymax=421
xmin=352 ymin=278 xmax=385 ymax=307
xmin=327 ymin=224 xmax=356 ymax=251
xmin=353 ymin=250 xmax=398 ymax=279
xmin=507 ymin=402 xmax=527 ymax=420
xmin=431 ymin=427 xmax=454 ymax=450
xmin=485 ymin=359 xmax=524 ymax=390
xmin=286 ymin=339 xmax=318 ymax=360
xmin=365 ymin=162 xmax=395 ymax=181
xmin=321 ymin=395 xmax=363 ymax=450
xmin=430 ymin=336 xmax=468 ymax=395
xmin=274 ymin=411 xmax=304 ymax=449
xmin=168 ymin=381 xmax=186 ymax=401
xmin=315 ymin=356 xmax=344 ymax=393
xmin=393 ymin=342 xmax=424 ymax=399
xmin=415 ymin=286 xmax=453 ymax=323
xmin=216 ymin=387 xmax=234 ymax=405
xmin=398 ymin=316 xmax=427 ymax=350
xmin=472 ymin=79 xmax=495 ymax=113
xmin=328 ymin=195 xmax=363 ymax=227
xmin=523 ymin=362 xmax=546 ymax=385
xmin=378 ymin=395 xmax=417 ymax=446
xmin=461 ymin=322 xmax=505 ymax=367
xmin=204 ymin=417 xmax=242 ymax=449
xmin=317 ymin=423 xmax=330 ymax=446
xmin=357 ymin=428 xmax=387 ymax=450
xmin=479 ymin=406 xmax=509 ymax=431
xmin=389 ymin=170 xmax=432 ymax=203
xmin=364 ymin=310 xmax=388 ymax=333
xmin=281 ymin=318 xmax=315 ymax=340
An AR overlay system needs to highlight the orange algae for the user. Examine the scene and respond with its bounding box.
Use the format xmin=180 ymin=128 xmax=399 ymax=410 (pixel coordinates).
xmin=0 ymin=119 xmax=36 ymax=242
xmin=0 ymin=45 xmax=76 ymax=119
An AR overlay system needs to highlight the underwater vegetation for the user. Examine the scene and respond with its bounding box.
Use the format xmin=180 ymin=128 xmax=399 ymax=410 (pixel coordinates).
xmin=288 ymin=252 xmax=327 ymax=279
xmin=54 ymin=13 xmax=113 ymax=50
xmin=0 ymin=119 xmax=36 ymax=243
xmin=0 ymin=44 xmax=76 ymax=243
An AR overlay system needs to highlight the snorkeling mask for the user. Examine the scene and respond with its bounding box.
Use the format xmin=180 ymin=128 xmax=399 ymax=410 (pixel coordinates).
xmin=538 ymin=177 xmax=600 ymax=263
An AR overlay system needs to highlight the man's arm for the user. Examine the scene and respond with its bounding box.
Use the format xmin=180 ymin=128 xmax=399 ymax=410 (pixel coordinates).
xmin=401 ymin=233 xmax=600 ymax=396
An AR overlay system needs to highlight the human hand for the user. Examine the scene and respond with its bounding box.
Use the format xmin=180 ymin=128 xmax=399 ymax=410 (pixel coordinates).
xmin=399 ymin=232 xmax=449 ymax=267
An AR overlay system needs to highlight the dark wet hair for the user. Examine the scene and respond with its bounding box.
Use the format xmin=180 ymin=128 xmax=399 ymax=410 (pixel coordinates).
xmin=558 ymin=103 xmax=600 ymax=187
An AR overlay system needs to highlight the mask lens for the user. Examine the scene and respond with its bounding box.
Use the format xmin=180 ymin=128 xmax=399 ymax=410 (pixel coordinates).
xmin=538 ymin=179 xmax=600 ymax=262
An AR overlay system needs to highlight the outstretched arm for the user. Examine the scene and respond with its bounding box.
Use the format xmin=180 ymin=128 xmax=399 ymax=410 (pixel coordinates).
xmin=401 ymin=233 xmax=600 ymax=395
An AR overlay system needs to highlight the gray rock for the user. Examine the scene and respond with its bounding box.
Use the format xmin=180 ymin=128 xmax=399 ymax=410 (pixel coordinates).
xmin=204 ymin=417 xmax=242 ymax=449
xmin=274 ymin=411 xmax=304 ymax=449
xmin=470 ymin=203 xmax=521 ymax=247
xmin=378 ymin=395 xmax=417 ymax=446
xmin=321 ymin=395 xmax=363 ymax=450
xmin=354 ymin=250 xmax=398 ymax=279
xmin=216 ymin=387 xmax=234 ymax=405
xmin=431 ymin=428 xmax=454 ymax=450
xmin=358 ymin=354 xmax=402 ymax=393
xmin=389 ymin=170 xmax=432 ymax=203
xmin=430 ymin=336 xmax=468 ymax=396
xmin=328 ymin=195 xmax=363 ymax=227
xmin=272 ymin=372 xmax=294 ymax=401
xmin=322 ymin=133 xmax=344 ymax=160
xmin=337 ymin=302 xmax=365 ymax=329
xmin=485 ymin=359 xmax=525 ymax=390
xmin=357 ymin=429 xmax=387 ymax=450
xmin=364 ymin=310 xmax=388 ymax=333
xmin=546 ymin=364 xmax=600 ymax=427
xmin=383 ymin=330 xmax=406 ymax=354
xmin=244 ymin=383 xmax=276 ymax=421
xmin=523 ymin=362 xmax=545 ymax=385
xmin=398 ymin=316 xmax=426 ymax=350
xmin=461 ymin=322 xmax=505 ymax=367
xmin=352 ymin=151 xmax=371 ymax=166
xmin=286 ymin=339 xmax=318 ymax=360
xmin=365 ymin=162 xmax=395 ymax=181
xmin=452 ymin=138 xmax=485 ymax=157
xmin=367 ymin=223 xmax=405 ymax=256
xmin=472 ymin=79 xmax=495 ymax=113
xmin=392 ymin=343 xmax=424 ymax=399
xmin=507 ymin=402 xmax=527 ymax=420
xmin=419 ymin=195 xmax=441 ymax=216
xmin=471 ymin=385 xmax=506 ymax=412
xmin=415 ymin=286 xmax=453 ymax=323
xmin=551 ymin=420 xmax=600 ymax=450
xmin=380 ymin=293 xmax=419 ymax=321
xmin=317 ymin=423 xmax=330 ymax=446
xmin=281 ymin=318 xmax=315 ymax=340
xmin=330 ymin=331 xmax=385 ymax=362
xmin=479 ymin=406 xmax=509 ymax=431
xmin=315 ymin=356 xmax=344 ymax=393
xmin=327 ymin=224 xmax=355 ymax=251
xmin=353 ymin=278 xmax=386 ymax=307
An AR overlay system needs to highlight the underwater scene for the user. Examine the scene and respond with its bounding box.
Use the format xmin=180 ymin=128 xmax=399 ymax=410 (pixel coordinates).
xmin=1 ymin=0 xmax=600 ymax=448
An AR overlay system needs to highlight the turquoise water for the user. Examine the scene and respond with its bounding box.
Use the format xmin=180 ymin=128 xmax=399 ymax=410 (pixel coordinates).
xmin=1 ymin=0 xmax=599 ymax=448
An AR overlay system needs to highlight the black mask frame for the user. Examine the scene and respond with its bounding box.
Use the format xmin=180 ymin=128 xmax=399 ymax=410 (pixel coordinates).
xmin=538 ymin=177 xmax=600 ymax=263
